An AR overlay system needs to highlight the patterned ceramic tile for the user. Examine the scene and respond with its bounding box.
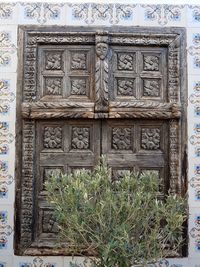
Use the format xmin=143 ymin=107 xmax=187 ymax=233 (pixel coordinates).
xmin=0 ymin=205 xmax=13 ymax=255
xmin=0 ymin=73 xmax=16 ymax=119
xmin=0 ymin=2 xmax=19 ymax=25
xmin=0 ymin=255 xmax=12 ymax=267
xmin=0 ymin=26 xmax=17 ymax=72
xmin=187 ymin=5 xmax=200 ymax=27
xmin=67 ymin=3 xmax=138 ymax=25
xmin=0 ymin=159 xmax=14 ymax=203
xmin=18 ymin=2 xmax=66 ymax=25
xmin=139 ymin=4 xmax=186 ymax=26
xmin=13 ymin=256 xmax=63 ymax=267
xmin=189 ymin=207 xmax=200 ymax=257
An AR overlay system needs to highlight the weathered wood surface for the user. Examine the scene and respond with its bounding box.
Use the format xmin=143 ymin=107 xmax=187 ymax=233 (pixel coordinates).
xmin=15 ymin=26 xmax=187 ymax=256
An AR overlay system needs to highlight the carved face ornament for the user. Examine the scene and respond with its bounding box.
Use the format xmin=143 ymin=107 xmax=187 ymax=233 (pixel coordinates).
xmin=96 ymin=42 xmax=108 ymax=60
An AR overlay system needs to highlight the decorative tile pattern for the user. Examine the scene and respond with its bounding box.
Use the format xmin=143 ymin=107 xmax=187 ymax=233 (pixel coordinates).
xmin=68 ymin=3 xmax=137 ymax=25
xmin=0 ymin=209 xmax=13 ymax=251
xmin=117 ymin=78 xmax=135 ymax=96
xmin=71 ymin=79 xmax=86 ymax=95
xmin=141 ymin=5 xmax=184 ymax=26
xmin=0 ymin=3 xmax=16 ymax=20
xmin=0 ymin=77 xmax=15 ymax=118
xmin=45 ymin=78 xmax=62 ymax=95
xmin=0 ymin=30 xmax=16 ymax=70
xmin=18 ymin=257 xmax=58 ymax=267
xmin=19 ymin=2 xmax=65 ymax=25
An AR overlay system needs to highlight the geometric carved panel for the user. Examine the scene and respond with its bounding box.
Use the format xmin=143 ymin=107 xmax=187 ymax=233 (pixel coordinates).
xmin=112 ymin=127 xmax=132 ymax=150
xmin=45 ymin=52 xmax=63 ymax=70
xmin=143 ymin=55 xmax=159 ymax=71
xmin=117 ymin=78 xmax=135 ymax=96
xmin=43 ymin=126 xmax=62 ymax=149
xmin=42 ymin=210 xmax=59 ymax=234
xmin=71 ymin=126 xmax=90 ymax=150
xmin=71 ymin=52 xmax=87 ymax=70
xmin=141 ymin=128 xmax=161 ymax=150
xmin=45 ymin=77 xmax=62 ymax=95
xmin=143 ymin=79 xmax=160 ymax=97
xmin=117 ymin=53 xmax=136 ymax=71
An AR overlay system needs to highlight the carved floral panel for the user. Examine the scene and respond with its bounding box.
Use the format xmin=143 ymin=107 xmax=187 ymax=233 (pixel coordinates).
xmin=71 ymin=126 xmax=90 ymax=150
xmin=117 ymin=53 xmax=135 ymax=71
xmin=71 ymin=78 xmax=87 ymax=95
xmin=71 ymin=52 xmax=87 ymax=70
xmin=141 ymin=127 xmax=161 ymax=150
xmin=43 ymin=126 xmax=62 ymax=149
xmin=45 ymin=52 xmax=62 ymax=70
xmin=117 ymin=78 xmax=135 ymax=96
xmin=42 ymin=210 xmax=59 ymax=234
xmin=143 ymin=79 xmax=160 ymax=97
xmin=143 ymin=55 xmax=159 ymax=71
xmin=112 ymin=169 xmax=131 ymax=180
xmin=112 ymin=127 xmax=132 ymax=150
xmin=44 ymin=77 xmax=62 ymax=95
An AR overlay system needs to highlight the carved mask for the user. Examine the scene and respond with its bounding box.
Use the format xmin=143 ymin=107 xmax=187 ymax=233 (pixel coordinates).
xmin=96 ymin=42 xmax=108 ymax=60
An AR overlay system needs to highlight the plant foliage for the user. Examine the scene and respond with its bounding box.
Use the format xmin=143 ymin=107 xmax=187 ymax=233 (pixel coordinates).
xmin=45 ymin=157 xmax=187 ymax=267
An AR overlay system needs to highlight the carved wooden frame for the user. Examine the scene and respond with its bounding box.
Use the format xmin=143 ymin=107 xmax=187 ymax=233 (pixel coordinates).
xmin=15 ymin=26 xmax=187 ymax=255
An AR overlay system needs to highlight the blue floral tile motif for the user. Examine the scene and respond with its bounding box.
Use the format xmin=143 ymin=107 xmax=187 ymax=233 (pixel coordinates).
xmin=0 ymin=262 xmax=6 ymax=267
xmin=19 ymin=257 xmax=56 ymax=267
xmin=190 ymin=5 xmax=200 ymax=23
xmin=193 ymin=81 xmax=200 ymax=92
xmin=194 ymin=106 xmax=200 ymax=116
xmin=0 ymin=3 xmax=16 ymax=20
xmin=69 ymin=3 xmax=136 ymax=24
xmin=148 ymin=259 xmax=183 ymax=266
xmin=193 ymin=33 xmax=200 ymax=46
xmin=194 ymin=124 xmax=200 ymax=134
xmin=20 ymin=2 xmax=64 ymax=24
xmin=0 ymin=122 xmax=9 ymax=133
xmin=115 ymin=4 xmax=136 ymax=23
xmin=0 ymin=31 xmax=16 ymax=68
xmin=0 ymin=160 xmax=8 ymax=172
xmin=0 ymin=144 xmax=9 ymax=155
xmin=195 ymin=147 xmax=200 ymax=157
xmin=0 ymin=211 xmax=7 ymax=223
xmin=22 ymin=2 xmax=42 ymax=21
xmin=143 ymin=5 xmax=183 ymax=25
xmin=193 ymin=57 xmax=200 ymax=69
xmin=195 ymin=165 xmax=200 ymax=176
xmin=91 ymin=4 xmax=113 ymax=23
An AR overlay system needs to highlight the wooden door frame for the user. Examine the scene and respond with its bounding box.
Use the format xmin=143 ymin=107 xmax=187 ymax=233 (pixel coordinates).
xmin=15 ymin=26 xmax=187 ymax=255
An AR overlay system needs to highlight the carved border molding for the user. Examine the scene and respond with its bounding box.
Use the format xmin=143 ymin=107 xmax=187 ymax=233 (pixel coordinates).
xmin=15 ymin=26 xmax=187 ymax=256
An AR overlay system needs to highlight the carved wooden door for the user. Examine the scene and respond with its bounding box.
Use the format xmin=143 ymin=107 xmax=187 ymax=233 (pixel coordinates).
xmin=15 ymin=26 xmax=186 ymax=255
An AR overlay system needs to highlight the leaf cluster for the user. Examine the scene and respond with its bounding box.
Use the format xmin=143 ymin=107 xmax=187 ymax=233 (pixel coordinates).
xmin=45 ymin=157 xmax=187 ymax=267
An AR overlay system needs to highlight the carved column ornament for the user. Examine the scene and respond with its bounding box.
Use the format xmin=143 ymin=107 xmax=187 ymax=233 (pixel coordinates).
xmin=15 ymin=26 xmax=186 ymax=256
xmin=95 ymin=33 xmax=109 ymax=116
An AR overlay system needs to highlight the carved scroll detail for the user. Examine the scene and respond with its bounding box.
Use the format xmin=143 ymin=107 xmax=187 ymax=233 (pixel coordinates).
xmin=168 ymin=39 xmax=180 ymax=103
xmin=169 ymin=119 xmax=180 ymax=193
xmin=20 ymin=120 xmax=35 ymax=249
xmin=95 ymin=34 xmax=109 ymax=114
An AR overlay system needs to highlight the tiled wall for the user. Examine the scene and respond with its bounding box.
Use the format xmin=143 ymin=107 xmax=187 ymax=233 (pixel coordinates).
xmin=0 ymin=2 xmax=199 ymax=266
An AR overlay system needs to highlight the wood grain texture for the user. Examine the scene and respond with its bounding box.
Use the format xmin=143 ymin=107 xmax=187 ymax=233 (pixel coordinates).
xmin=15 ymin=26 xmax=187 ymax=256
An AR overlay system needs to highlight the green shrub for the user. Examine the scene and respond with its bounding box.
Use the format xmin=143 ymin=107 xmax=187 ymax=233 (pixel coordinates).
xmin=45 ymin=157 xmax=187 ymax=267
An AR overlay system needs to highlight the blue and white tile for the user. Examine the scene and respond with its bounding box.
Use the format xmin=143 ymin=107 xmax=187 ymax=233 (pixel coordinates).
xmin=0 ymin=205 xmax=14 ymax=255
xmin=139 ymin=4 xmax=186 ymax=27
xmin=187 ymin=52 xmax=200 ymax=75
xmin=66 ymin=3 xmax=91 ymax=25
xmin=42 ymin=3 xmax=67 ymax=25
xmin=189 ymin=207 xmax=200 ymax=258
xmin=0 ymin=2 xmax=19 ymax=25
xmin=0 ymin=72 xmax=16 ymax=120
xmin=187 ymin=5 xmax=200 ymax=28
xmin=13 ymin=256 xmax=63 ymax=267
xmin=67 ymin=3 xmax=139 ymax=26
xmin=0 ymin=255 xmax=13 ymax=267
xmin=0 ymin=158 xmax=14 ymax=204
xmin=18 ymin=2 xmax=43 ymax=24
xmin=0 ymin=25 xmax=17 ymax=73
xmin=64 ymin=256 xmax=92 ymax=267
